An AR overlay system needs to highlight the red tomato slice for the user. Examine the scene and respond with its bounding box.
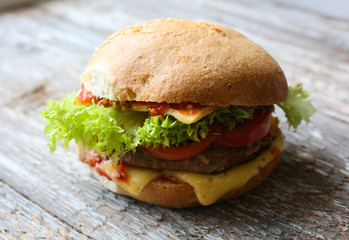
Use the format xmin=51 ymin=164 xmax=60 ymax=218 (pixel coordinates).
xmin=141 ymin=109 xmax=270 ymax=160
xmin=215 ymin=109 xmax=271 ymax=147
xmin=141 ymin=132 xmax=217 ymax=160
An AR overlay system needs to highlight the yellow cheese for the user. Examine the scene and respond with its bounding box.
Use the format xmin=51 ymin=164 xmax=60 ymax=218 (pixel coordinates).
xmin=167 ymin=135 xmax=284 ymax=205
xmin=99 ymin=161 xmax=161 ymax=196
xmin=165 ymin=107 xmax=215 ymax=124
xmin=99 ymin=134 xmax=284 ymax=206
xmin=127 ymin=103 xmax=215 ymax=124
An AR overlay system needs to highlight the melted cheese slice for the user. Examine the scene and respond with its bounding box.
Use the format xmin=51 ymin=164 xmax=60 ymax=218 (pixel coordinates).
xmin=100 ymin=162 xmax=161 ymax=196
xmin=165 ymin=107 xmax=215 ymax=124
xmin=127 ymin=103 xmax=215 ymax=124
xmin=96 ymin=134 xmax=284 ymax=206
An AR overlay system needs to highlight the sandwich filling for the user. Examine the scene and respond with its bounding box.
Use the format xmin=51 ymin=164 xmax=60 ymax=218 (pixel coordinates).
xmin=78 ymin=117 xmax=284 ymax=206
xmin=41 ymin=83 xmax=315 ymax=205
xmin=74 ymin=85 xmax=217 ymax=124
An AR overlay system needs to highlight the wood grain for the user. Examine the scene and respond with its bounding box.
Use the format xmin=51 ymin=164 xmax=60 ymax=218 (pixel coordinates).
xmin=0 ymin=0 xmax=348 ymax=239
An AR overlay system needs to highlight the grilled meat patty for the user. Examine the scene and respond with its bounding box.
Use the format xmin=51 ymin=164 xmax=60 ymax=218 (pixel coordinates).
xmin=119 ymin=133 xmax=275 ymax=174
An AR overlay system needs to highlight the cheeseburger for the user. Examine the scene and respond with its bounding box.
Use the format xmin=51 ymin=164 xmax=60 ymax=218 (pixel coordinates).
xmin=42 ymin=19 xmax=316 ymax=207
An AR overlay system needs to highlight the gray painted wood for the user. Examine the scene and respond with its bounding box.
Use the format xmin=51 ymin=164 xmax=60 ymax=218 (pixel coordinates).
xmin=0 ymin=0 xmax=348 ymax=239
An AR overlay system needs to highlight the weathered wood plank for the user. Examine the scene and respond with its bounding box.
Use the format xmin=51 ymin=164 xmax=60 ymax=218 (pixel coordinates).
xmin=0 ymin=0 xmax=348 ymax=239
xmin=0 ymin=181 xmax=89 ymax=239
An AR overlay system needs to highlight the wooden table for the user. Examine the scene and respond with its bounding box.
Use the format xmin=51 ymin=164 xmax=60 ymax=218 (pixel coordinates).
xmin=1 ymin=0 xmax=348 ymax=239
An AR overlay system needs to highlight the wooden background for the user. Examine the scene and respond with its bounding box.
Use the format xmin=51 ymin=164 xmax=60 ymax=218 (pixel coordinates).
xmin=1 ymin=0 xmax=348 ymax=239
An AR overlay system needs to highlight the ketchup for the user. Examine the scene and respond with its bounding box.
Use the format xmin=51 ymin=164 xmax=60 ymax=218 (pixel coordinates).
xmin=147 ymin=102 xmax=201 ymax=116
xmin=96 ymin=167 xmax=112 ymax=180
xmin=80 ymin=149 xmax=129 ymax=183
xmin=113 ymin=164 xmax=128 ymax=183
xmin=81 ymin=151 xmax=104 ymax=167
xmin=270 ymin=146 xmax=280 ymax=157
xmin=147 ymin=103 xmax=168 ymax=116
xmin=74 ymin=84 xmax=96 ymax=105
xmin=75 ymin=84 xmax=205 ymax=116
xmin=171 ymin=103 xmax=200 ymax=115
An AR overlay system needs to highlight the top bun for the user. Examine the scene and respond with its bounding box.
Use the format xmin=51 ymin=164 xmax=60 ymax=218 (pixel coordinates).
xmin=81 ymin=19 xmax=288 ymax=106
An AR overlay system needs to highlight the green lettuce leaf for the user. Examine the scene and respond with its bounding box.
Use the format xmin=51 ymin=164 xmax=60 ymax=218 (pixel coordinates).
xmin=137 ymin=106 xmax=254 ymax=148
xmin=277 ymin=83 xmax=316 ymax=130
xmin=205 ymin=107 xmax=255 ymax=130
xmin=41 ymin=94 xmax=254 ymax=161
xmin=137 ymin=115 xmax=209 ymax=148
xmin=41 ymin=92 xmax=148 ymax=160
xmin=41 ymin=84 xmax=316 ymax=162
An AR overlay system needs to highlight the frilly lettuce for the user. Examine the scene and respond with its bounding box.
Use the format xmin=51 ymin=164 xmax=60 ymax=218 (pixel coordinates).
xmin=277 ymin=83 xmax=317 ymax=130
xmin=41 ymin=93 xmax=148 ymax=160
xmin=41 ymin=94 xmax=254 ymax=161
xmin=138 ymin=106 xmax=254 ymax=148
xmin=41 ymin=84 xmax=316 ymax=161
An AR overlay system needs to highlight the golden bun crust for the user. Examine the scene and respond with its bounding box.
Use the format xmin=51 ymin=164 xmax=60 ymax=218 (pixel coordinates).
xmin=81 ymin=18 xmax=288 ymax=106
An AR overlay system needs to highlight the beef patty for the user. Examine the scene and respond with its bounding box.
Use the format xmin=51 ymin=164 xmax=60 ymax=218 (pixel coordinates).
xmin=119 ymin=133 xmax=275 ymax=174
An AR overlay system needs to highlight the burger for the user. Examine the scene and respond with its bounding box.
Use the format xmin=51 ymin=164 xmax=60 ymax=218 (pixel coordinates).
xmin=42 ymin=19 xmax=316 ymax=207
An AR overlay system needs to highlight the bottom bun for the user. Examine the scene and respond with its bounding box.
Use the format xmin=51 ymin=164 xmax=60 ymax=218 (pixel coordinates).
xmin=91 ymin=155 xmax=279 ymax=208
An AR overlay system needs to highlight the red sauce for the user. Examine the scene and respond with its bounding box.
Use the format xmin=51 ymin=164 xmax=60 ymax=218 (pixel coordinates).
xmin=170 ymin=103 xmax=200 ymax=115
xmin=120 ymin=101 xmax=202 ymax=116
xmin=96 ymin=167 xmax=112 ymax=180
xmin=146 ymin=102 xmax=202 ymax=116
xmin=270 ymin=146 xmax=280 ymax=157
xmin=147 ymin=103 xmax=168 ymax=116
xmin=80 ymin=150 xmax=128 ymax=183
xmin=74 ymin=84 xmax=97 ymax=105
xmin=113 ymin=164 xmax=128 ymax=183
xmin=81 ymin=152 xmax=104 ymax=167
xmin=74 ymin=84 xmax=205 ymax=116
